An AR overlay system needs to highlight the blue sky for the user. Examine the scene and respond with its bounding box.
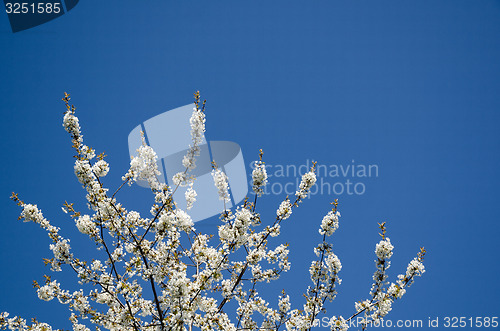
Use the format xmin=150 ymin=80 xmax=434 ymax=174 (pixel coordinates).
xmin=1 ymin=1 xmax=499 ymax=329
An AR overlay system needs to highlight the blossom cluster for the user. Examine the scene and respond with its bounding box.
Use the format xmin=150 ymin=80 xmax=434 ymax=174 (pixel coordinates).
xmin=252 ymin=152 xmax=268 ymax=197
xmin=211 ymin=166 xmax=230 ymax=203
xmin=1 ymin=93 xmax=426 ymax=331
xmin=182 ymin=92 xmax=206 ymax=171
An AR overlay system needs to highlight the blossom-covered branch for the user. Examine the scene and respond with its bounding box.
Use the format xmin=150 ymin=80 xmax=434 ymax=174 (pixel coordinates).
xmin=0 ymin=93 xmax=426 ymax=331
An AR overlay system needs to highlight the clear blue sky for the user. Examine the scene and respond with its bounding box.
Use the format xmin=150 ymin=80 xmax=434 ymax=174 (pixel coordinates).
xmin=1 ymin=1 xmax=499 ymax=329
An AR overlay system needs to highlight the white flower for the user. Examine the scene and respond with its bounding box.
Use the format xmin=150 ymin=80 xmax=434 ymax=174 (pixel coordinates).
xmin=182 ymin=108 xmax=206 ymax=170
xmin=157 ymin=212 xmax=175 ymax=233
xmin=72 ymin=323 xmax=91 ymax=331
xmin=123 ymin=135 xmax=161 ymax=190
xmin=296 ymin=170 xmax=317 ymax=199
xmin=92 ymin=159 xmax=109 ymax=177
xmin=50 ymin=239 xmax=71 ymax=262
xmin=20 ymin=204 xmax=44 ymax=224
xmin=96 ymin=292 xmax=114 ymax=305
xmin=111 ymin=246 xmax=124 ymax=261
xmin=375 ymin=238 xmax=394 ymax=260
xmin=278 ymin=294 xmax=291 ymax=314
xmin=388 ymin=283 xmax=406 ymax=299
xmin=325 ymin=252 xmax=342 ymax=273
xmin=62 ymin=112 xmax=80 ymax=137
xmin=330 ymin=316 xmax=349 ymax=331
xmin=90 ymin=260 xmax=103 ymax=272
xmin=75 ymin=215 xmax=96 ymax=235
xmin=247 ymin=248 xmax=265 ymax=265
xmin=185 ymin=185 xmax=197 ymax=210
xmin=74 ymin=160 xmax=94 ymax=186
xmin=125 ymin=210 xmax=141 ymax=227
xmin=276 ymin=198 xmax=292 ymax=219
xmin=173 ymin=209 xmax=193 ymax=231
xmin=218 ymin=207 xmax=254 ymax=248
xmin=80 ymin=145 xmax=95 ymax=160
xmin=377 ymin=296 xmax=392 ymax=317
xmin=166 ymin=268 xmax=190 ymax=298
xmin=355 ymin=299 xmax=372 ymax=313
xmin=172 ymin=171 xmax=187 ymax=186
xmin=319 ymin=210 xmax=340 ymax=236
xmin=406 ymin=257 xmax=425 ymax=277
xmin=212 ymin=168 xmax=230 ymax=202
xmin=37 ymin=281 xmax=60 ymax=302
xmin=252 ymin=161 xmax=268 ymax=196
xmin=190 ymin=108 xmax=206 ymax=144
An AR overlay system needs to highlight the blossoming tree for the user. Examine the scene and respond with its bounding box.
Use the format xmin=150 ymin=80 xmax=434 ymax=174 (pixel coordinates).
xmin=0 ymin=93 xmax=425 ymax=331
